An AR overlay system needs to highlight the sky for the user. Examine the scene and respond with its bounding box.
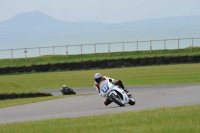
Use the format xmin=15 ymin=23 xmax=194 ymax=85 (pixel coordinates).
xmin=0 ymin=0 xmax=200 ymax=23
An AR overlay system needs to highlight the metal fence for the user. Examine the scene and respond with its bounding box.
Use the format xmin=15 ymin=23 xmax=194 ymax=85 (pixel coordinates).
xmin=0 ymin=37 xmax=200 ymax=59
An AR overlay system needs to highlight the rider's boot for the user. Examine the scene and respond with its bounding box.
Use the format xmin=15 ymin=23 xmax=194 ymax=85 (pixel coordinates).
xmin=127 ymin=93 xmax=133 ymax=98
xmin=104 ymin=99 xmax=112 ymax=106
xmin=123 ymin=88 xmax=129 ymax=93
xmin=123 ymin=87 xmax=133 ymax=98
xmin=116 ymin=80 xmax=132 ymax=97
xmin=117 ymin=80 xmax=129 ymax=92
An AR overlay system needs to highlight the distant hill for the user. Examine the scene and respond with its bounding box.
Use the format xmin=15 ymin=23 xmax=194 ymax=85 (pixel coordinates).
xmin=0 ymin=10 xmax=200 ymax=36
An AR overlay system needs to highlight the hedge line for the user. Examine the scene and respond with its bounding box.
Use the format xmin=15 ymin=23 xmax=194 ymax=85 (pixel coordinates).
xmin=0 ymin=55 xmax=200 ymax=74
xmin=0 ymin=92 xmax=52 ymax=100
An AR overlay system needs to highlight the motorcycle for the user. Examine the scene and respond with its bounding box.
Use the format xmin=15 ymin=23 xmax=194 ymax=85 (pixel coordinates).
xmin=99 ymin=79 xmax=136 ymax=106
xmin=60 ymin=86 xmax=76 ymax=95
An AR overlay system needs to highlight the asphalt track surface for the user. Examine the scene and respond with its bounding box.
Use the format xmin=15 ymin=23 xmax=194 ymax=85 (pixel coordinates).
xmin=0 ymin=84 xmax=200 ymax=124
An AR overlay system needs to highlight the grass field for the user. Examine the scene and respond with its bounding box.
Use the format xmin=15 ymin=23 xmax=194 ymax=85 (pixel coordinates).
xmin=1 ymin=47 xmax=200 ymax=67
xmin=0 ymin=104 xmax=199 ymax=133
xmin=0 ymin=63 xmax=200 ymax=93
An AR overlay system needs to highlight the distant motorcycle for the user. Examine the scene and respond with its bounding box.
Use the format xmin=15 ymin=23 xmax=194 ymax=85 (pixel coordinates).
xmin=60 ymin=85 xmax=76 ymax=95
xmin=99 ymin=79 xmax=135 ymax=106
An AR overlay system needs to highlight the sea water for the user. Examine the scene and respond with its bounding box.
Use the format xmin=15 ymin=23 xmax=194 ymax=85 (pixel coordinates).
xmin=0 ymin=26 xmax=200 ymax=59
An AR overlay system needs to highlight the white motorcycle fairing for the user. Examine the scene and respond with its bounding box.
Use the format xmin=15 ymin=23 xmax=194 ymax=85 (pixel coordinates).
xmin=99 ymin=79 xmax=135 ymax=106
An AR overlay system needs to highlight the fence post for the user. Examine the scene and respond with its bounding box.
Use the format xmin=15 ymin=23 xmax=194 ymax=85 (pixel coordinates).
xmin=66 ymin=51 xmax=68 ymax=58
xmin=164 ymin=39 xmax=166 ymax=50
xmin=24 ymin=49 xmax=27 ymax=61
xmin=122 ymin=42 xmax=124 ymax=53
xmin=53 ymin=46 xmax=55 ymax=56
xmin=178 ymin=38 xmax=180 ymax=49
xmin=11 ymin=49 xmax=13 ymax=59
xmin=39 ymin=47 xmax=41 ymax=57
xmin=81 ymin=44 xmax=82 ymax=54
xmin=192 ymin=38 xmax=193 ymax=47
xmin=66 ymin=45 xmax=68 ymax=53
xmin=150 ymin=40 xmax=152 ymax=53
xmin=94 ymin=43 xmax=96 ymax=54
xmin=136 ymin=41 xmax=138 ymax=51
xmin=108 ymin=42 xmax=110 ymax=52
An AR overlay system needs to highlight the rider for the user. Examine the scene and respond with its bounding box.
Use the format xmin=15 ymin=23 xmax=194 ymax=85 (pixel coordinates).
xmin=94 ymin=72 xmax=131 ymax=106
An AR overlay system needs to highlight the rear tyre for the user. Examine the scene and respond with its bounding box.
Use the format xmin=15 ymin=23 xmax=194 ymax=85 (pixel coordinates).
xmin=110 ymin=93 xmax=125 ymax=107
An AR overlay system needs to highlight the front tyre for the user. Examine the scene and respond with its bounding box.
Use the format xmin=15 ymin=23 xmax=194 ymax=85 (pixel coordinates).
xmin=129 ymin=98 xmax=136 ymax=105
xmin=110 ymin=93 xmax=125 ymax=107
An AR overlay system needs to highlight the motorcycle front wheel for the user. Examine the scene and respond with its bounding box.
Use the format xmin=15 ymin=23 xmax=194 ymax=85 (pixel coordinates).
xmin=110 ymin=93 xmax=125 ymax=107
xmin=128 ymin=98 xmax=136 ymax=105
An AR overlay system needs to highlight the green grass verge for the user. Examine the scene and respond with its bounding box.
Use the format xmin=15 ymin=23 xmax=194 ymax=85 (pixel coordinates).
xmin=0 ymin=94 xmax=89 ymax=108
xmin=1 ymin=47 xmax=200 ymax=67
xmin=0 ymin=104 xmax=199 ymax=133
xmin=0 ymin=63 xmax=200 ymax=93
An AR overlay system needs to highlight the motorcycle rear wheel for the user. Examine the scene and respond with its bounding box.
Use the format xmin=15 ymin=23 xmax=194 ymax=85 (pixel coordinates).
xmin=110 ymin=93 xmax=125 ymax=107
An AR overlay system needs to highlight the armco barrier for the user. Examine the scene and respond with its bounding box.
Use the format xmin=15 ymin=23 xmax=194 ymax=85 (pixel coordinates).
xmin=156 ymin=56 xmax=164 ymax=65
xmin=16 ymin=66 xmax=25 ymax=73
xmin=58 ymin=62 xmax=68 ymax=70
xmin=148 ymin=57 xmax=156 ymax=65
xmin=98 ymin=59 xmax=107 ymax=69
xmin=49 ymin=63 xmax=59 ymax=71
xmin=0 ymin=67 xmax=9 ymax=74
xmin=74 ymin=62 xmax=83 ymax=70
xmin=188 ymin=56 xmax=194 ymax=63
xmin=163 ymin=56 xmax=172 ymax=64
xmin=9 ymin=67 xmax=17 ymax=73
xmin=194 ymin=55 xmax=200 ymax=63
xmin=115 ymin=58 xmax=124 ymax=67
xmin=0 ymin=55 xmax=200 ymax=75
xmin=171 ymin=56 xmax=180 ymax=64
xmin=91 ymin=60 xmax=99 ymax=68
xmin=25 ymin=65 xmax=33 ymax=72
xmin=180 ymin=56 xmax=188 ymax=63
xmin=67 ymin=62 xmax=75 ymax=70
xmin=33 ymin=65 xmax=42 ymax=72
xmin=40 ymin=64 xmax=50 ymax=72
xmin=82 ymin=61 xmax=91 ymax=70
xmin=107 ymin=59 xmax=116 ymax=68
xmin=139 ymin=57 xmax=148 ymax=66
xmin=0 ymin=92 xmax=52 ymax=100
xmin=132 ymin=58 xmax=139 ymax=66
xmin=123 ymin=58 xmax=132 ymax=67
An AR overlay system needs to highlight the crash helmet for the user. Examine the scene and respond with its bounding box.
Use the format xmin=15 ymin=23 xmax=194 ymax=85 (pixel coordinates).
xmin=63 ymin=85 xmax=66 ymax=88
xmin=94 ymin=73 xmax=102 ymax=84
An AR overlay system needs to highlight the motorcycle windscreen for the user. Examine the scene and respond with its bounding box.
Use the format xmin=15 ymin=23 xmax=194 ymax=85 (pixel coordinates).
xmin=100 ymin=81 xmax=109 ymax=93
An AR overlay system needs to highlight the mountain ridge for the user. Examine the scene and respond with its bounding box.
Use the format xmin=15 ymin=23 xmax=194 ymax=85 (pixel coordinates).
xmin=0 ymin=10 xmax=200 ymax=36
